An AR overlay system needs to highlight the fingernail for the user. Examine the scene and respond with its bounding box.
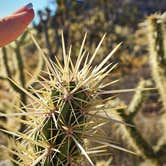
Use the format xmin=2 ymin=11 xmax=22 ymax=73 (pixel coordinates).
xmin=25 ymin=3 xmax=33 ymax=10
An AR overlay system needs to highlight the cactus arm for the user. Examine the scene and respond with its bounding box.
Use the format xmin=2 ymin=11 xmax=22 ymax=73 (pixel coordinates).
xmin=127 ymin=80 xmax=148 ymax=118
xmin=147 ymin=14 xmax=166 ymax=111
xmin=117 ymin=108 xmax=157 ymax=160
xmin=14 ymin=47 xmax=26 ymax=104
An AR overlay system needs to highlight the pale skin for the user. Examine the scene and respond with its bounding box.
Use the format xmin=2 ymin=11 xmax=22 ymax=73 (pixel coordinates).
xmin=0 ymin=3 xmax=34 ymax=47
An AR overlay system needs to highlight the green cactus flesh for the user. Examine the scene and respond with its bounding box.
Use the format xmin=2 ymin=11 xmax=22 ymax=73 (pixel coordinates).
xmin=34 ymin=81 xmax=90 ymax=165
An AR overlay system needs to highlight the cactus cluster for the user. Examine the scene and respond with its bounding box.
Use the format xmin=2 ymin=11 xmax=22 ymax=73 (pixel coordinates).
xmin=106 ymin=13 xmax=166 ymax=165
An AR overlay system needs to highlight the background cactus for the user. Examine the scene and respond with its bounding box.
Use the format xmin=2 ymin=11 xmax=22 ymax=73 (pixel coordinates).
xmin=147 ymin=13 xmax=166 ymax=111
xmin=147 ymin=13 xmax=166 ymax=162
xmin=103 ymin=13 xmax=166 ymax=165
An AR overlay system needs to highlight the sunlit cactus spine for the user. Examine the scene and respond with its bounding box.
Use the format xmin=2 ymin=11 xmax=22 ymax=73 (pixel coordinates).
xmin=147 ymin=13 xmax=166 ymax=111
xmin=1 ymin=33 xmax=136 ymax=166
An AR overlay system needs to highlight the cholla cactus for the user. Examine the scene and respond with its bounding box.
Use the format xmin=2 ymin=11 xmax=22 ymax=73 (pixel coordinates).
xmin=0 ymin=33 xmax=134 ymax=165
xmin=147 ymin=13 xmax=166 ymax=162
xmin=147 ymin=13 xmax=166 ymax=111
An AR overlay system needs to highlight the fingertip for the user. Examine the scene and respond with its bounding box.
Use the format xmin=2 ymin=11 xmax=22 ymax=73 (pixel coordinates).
xmin=15 ymin=9 xmax=35 ymax=24
xmin=12 ymin=3 xmax=34 ymax=14
xmin=27 ymin=8 xmax=35 ymax=22
xmin=25 ymin=3 xmax=33 ymax=10
xmin=0 ymin=8 xmax=35 ymax=47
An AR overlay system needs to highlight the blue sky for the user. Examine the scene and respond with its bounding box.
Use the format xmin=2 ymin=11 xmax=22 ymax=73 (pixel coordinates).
xmin=0 ymin=0 xmax=56 ymax=22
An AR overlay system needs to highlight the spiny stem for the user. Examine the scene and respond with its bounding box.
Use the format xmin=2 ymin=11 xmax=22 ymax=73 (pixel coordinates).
xmin=147 ymin=14 xmax=166 ymax=111
xmin=14 ymin=46 xmax=27 ymax=132
xmin=117 ymin=108 xmax=157 ymax=160
xmin=1 ymin=47 xmax=21 ymax=92
xmin=127 ymin=80 xmax=149 ymax=118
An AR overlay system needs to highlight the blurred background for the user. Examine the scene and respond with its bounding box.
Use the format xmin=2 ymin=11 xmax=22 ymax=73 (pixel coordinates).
xmin=0 ymin=0 xmax=166 ymax=165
